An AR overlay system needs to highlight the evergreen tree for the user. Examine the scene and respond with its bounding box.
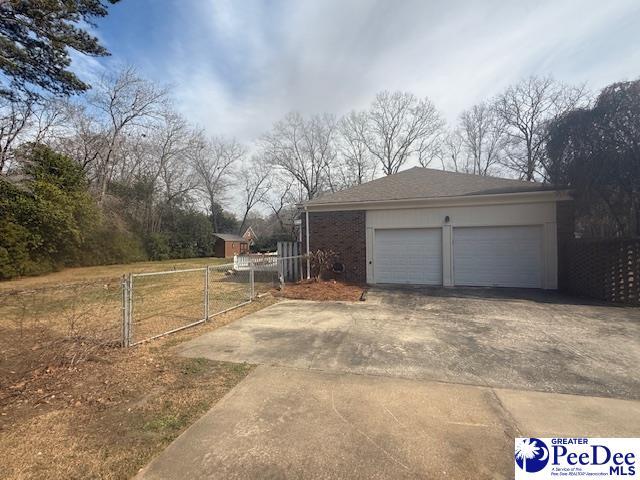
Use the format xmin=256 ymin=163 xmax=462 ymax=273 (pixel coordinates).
xmin=0 ymin=0 xmax=118 ymax=98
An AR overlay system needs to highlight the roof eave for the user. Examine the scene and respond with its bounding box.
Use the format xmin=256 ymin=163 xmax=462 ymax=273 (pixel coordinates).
xmin=304 ymin=189 xmax=572 ymax=212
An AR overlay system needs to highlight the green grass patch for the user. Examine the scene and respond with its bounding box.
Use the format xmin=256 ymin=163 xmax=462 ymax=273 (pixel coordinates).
xmin=180 ymin=357 xmax=210 ymax=375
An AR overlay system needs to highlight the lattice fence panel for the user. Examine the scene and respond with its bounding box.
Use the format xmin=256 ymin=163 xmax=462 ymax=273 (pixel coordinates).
xmin=564 ymin=238 xmax=639 ymax=305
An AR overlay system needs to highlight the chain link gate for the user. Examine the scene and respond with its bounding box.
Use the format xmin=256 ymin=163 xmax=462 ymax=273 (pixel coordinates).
xmin=120 ymin=255 xmax=305 ymax=347
xmin=121 ymin=264 xmax=251 ymax=346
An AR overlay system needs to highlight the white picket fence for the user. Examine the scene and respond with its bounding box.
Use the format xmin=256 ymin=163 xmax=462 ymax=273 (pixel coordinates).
xmin=233 ymin=252 xmax=278 ymax=271
xmin=277 ymin=241 xmax=304 ymax=282
xmin=233 ymin=242 xmax=305 ymax=279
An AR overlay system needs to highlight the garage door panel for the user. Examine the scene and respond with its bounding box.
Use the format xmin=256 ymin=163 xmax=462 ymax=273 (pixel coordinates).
xmin=374 ymin=228 xmax=442 ymax=285
xmin=454 ymin=226 xmax=543 ymax=288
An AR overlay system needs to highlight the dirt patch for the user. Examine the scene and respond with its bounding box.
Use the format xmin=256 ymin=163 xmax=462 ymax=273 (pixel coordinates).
xmin=274 ymin=280 xmax=366 ymax=302
xmin=0 ymin=295 xmax=278 ymax=480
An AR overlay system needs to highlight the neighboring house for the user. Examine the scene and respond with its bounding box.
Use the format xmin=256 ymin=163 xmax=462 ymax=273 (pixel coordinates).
xmin=213 ymin=234 xmax=249 ymax=258
xmin=242 ymin=226 xmax=258 ymax=246
xmin=302 ymin=167 xmax=573 ymax=289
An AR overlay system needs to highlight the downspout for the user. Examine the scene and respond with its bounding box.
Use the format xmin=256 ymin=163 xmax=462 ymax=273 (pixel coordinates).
xmin=305 ymin=208 xmax=311 ymax=279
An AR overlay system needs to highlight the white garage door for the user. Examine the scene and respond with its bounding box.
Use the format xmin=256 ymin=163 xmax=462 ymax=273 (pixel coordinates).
xmin=453 ymin=226 xmax=543 ymax=288
xmin=374 ymin=228 xmax=442 ymax=284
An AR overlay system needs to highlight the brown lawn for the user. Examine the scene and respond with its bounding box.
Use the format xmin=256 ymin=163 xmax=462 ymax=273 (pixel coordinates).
xmin=0 ymin=258 xmax=279 ymax=480
xmin=0 ymin=256 xmax=229 ymax=293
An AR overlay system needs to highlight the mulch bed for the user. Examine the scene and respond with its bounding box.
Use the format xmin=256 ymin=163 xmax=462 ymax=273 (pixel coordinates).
xmin=274 ymin=280 xmax=367 ymax=302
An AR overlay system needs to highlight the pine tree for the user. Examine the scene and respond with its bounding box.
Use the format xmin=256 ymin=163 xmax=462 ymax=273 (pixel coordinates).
xmin=0 ymin=0 xmax=118 ymax=98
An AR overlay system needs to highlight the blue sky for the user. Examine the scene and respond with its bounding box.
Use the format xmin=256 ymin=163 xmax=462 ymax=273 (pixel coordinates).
xmin=78 ymin=0 xmax=640 ymax=142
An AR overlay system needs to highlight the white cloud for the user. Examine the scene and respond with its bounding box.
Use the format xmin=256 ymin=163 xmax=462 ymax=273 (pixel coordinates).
xmin=97 ymin=0 xmax=640 ymax=141
xmin=69 ymin=50 xmax=108 ymax=88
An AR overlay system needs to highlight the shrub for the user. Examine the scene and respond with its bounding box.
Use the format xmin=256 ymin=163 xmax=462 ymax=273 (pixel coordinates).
xmin=145 ymin=233 xmax=172 ymax=261
xmin=0 ymin=145 xmax=100 ymax=278
xmin=308 ymin=249 xmax=337 ymax=281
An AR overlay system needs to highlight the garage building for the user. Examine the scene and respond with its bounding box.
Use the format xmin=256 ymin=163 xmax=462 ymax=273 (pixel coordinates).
xmin=303 ymin=167 xmax=572 ymax=289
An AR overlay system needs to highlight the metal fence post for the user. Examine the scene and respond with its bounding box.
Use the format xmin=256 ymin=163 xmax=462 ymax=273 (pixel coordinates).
xmin=121 ymin=273 xmax=133 ymax=347
xmin=249 ymin=257 xmax=255 ymax=300
xmin=127 ymin=273 xmax=133 ymax=346
xmin=278 ymin=257 xmax=285 ymax=292
xmin=204 ymin=266 xmax=209 ymax=320
xmin=121 ymin=275 xmax=128 ymax=347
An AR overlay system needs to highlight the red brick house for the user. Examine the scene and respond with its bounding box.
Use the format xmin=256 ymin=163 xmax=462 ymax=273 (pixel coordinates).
xmin=213 ymin=234 xmax=249 ymax=258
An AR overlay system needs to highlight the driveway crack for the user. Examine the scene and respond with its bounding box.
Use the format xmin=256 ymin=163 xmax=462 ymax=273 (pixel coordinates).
xmin=488 ymin=388 xmax=522 ymax=439
xmin=331 ymin=390 xmax=412 ymax=473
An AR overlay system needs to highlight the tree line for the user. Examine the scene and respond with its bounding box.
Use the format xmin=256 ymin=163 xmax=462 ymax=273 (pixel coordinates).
xmin=1 ymin=68 xmax=638 ymax=279
xmin=0 ymin=2 xmax=637 ymax=279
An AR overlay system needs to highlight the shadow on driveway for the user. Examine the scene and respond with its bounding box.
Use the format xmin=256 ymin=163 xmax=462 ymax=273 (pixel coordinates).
xmin=177 ymin=287 xmax=640 ymax=400
xmin=371 ymin=284 xmax=628 ymax=308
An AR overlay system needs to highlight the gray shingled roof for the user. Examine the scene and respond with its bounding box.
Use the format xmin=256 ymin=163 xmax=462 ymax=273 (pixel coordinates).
xmin=306 ymin=167 xmax=558 ymax=206
xmin=213 ymin=233 xmax=247 ymax=242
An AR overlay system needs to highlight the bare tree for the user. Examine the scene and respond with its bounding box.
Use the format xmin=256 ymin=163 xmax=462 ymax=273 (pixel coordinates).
xmin=158 ymin=137 xmax=199 ymax=210
xmin=237 ymin=157 xmax=272 ymax=235
xmin=259 ymin=167 xmax=296 ymax=231
xmin=54 ymin=101 xmax=106 ymax=174
xmin=0 ymin=97 xmax=33 ymax=173
xmin=146 ymin=110 xmax=191 ymax=185
xmin=435 ymin=129 xmax=465 ymax=172
xmin=459 ymin=102 xmax=507 ymax=176
xmin=88 ymin=67 xmax=167 ymax=202
xmin=30 ymin=97 xmax=72 ymax=145
xmin=261 ymin=112 xmax=336 ymax=200
xmin=360 ymin=91 xmax=444 ymax=175
xmin=495 ymin=76 xmax=587 ymax=181
xmin=334 ymin=110 xmax=377 ymax=188
xmin=137 ymin=110 xmax=197 ymax=232
xmin=192 ymin=134 xmax=244 ymax=232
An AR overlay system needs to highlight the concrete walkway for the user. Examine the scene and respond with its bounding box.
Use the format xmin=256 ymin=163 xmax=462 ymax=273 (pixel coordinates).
xmin=137 ymin=366 xmax=640 ymax=480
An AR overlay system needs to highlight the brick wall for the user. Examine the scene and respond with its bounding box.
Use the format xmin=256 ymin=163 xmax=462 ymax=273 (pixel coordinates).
xmin=556 ymin=201 xmax=575 ymax=291
xmin=562 ymin=238 xmax=639 ymax=305
xmin=213 ymin=239 xmax=248 ymax=258
xmin=302 ymin=210 xmax=367 ymax=284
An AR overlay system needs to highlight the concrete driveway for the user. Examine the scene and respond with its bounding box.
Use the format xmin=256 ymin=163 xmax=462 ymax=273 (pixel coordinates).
xmin=137 ymin=366 xmax=640 ymax=480
xmin=138 ymin=288 xmax=640 ymax=479
xmin=177 ymin=287 xmax=640 ymax=399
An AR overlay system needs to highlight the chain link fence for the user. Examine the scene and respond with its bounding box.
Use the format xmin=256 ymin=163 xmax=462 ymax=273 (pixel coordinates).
xmin=248 ymin=254 xmax=307 ymax=296
xmin=0 ymin=252 xmax=309 ymax=366
xmin=208 ymin=263 xmax=252 ymax=315
xmin=124 ymin=268 xmax=208 ymax=346
xmin=122 ymin=255 xmax=307 ymax=346
xmin=0 ymin=280 xmax=123 ymax=387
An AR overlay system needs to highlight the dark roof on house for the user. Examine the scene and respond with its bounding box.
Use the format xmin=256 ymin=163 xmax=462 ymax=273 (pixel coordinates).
xmin=306 ymin=167 xmax=559 ymax=206
xmin=213 ymin=233 xmax=247 ymax=242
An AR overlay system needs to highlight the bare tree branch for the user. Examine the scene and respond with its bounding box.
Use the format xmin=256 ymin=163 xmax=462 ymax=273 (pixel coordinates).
xmin=495 ymin=76 xmax=588 ymax=181
xmin=237 ymin=156 xmax=272 ymax=235
xmin=191 ymin=134 xmax=244 ymax=232
xmin=88 ymin=67 xmax=168 ymax=202
xmin=459 ymin=101 xmax=507 ymax=176
xmin=359 ymin=91 xmax=445 ymax=175
xmin=334 ymin=110 xmax=378 ymax=188
xmin=261 ymin=112 xmax=336 ymax=200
